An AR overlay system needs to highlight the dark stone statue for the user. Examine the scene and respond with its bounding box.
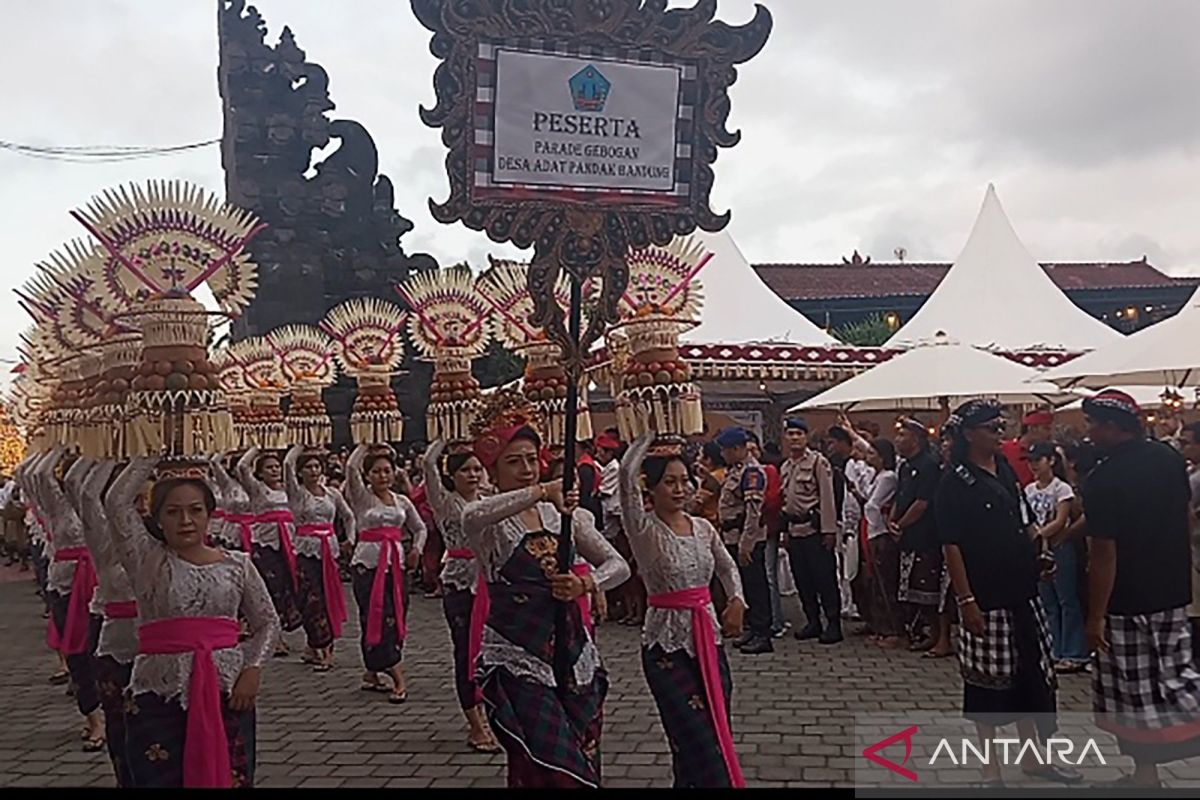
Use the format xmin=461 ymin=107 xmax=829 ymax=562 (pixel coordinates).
xmin=217 ymin=0 xmax=436 ymax=441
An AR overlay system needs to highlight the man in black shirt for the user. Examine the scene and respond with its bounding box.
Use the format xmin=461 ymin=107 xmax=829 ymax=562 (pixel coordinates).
xmin=891 ymin=418 xmax=945 ymax=652
xmin=1081 ymin=390 xmax=1200 ymax=787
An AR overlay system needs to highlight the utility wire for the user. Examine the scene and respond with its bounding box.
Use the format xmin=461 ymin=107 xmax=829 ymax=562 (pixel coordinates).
xmin=0 ymin=138 xmax=219 ymax=163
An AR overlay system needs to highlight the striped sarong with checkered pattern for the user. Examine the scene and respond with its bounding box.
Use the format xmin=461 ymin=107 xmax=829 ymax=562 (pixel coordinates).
xmin=479 ymin=531 xmax=606 ymax=787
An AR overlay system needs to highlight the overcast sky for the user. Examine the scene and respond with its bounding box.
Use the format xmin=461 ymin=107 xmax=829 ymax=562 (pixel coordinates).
xmin=3 ymin=0 xmax=1199 ymax=366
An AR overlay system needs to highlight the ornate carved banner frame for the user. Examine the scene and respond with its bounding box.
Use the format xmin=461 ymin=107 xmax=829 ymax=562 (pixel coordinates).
xmin=413 ymin=0 xmax=771 ymax=582
xmin=413 ymin=0 xmax=771 ymax=360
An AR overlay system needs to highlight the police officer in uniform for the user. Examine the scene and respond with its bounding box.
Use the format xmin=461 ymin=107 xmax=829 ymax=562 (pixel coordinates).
xmin=717 ymin=427 xmax=773 ymax=654
xmin=780 ymin=417 xmax=842 ymax=644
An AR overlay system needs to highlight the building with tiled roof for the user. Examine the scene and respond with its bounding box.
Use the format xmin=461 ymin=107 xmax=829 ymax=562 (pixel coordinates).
xmin=756 ymin=251 xmax=1198 ymax=335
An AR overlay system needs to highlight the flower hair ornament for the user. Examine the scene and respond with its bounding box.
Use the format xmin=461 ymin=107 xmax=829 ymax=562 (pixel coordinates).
xmin=469 ymin=387 xmax=545 ymax=469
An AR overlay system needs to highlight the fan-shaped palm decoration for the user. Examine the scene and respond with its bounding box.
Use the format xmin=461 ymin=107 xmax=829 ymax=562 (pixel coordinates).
xmin=15 ymin=251 xmax=102 ymax=455
xmin=397 ymin=265 xmax=491 ymax=442
xmin=7 ymin=372 xmax=50 ymax=452
xmin=476 ymin=260 xmax=593 ymax=446
xmin=47 ymin=180 xmax=263 ymax=458
xmin=267 ymin=325 xmax=338 ymax=446
xmin=321 ymin=297 xmax=408 ymax=444
xmin=18 ymin=241 xmax=142 ymax=458
xmin=226 ymin=337 xmax=288 ymax=450
xmin=612 ymin=236 xmax=711 ymax=440
xmin=73 ymin=181 xmax=261 ymax=316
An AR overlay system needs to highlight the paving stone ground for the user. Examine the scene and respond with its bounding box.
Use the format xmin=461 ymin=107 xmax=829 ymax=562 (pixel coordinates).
xmin=1 ymin=573 xmax=1193 ymax=789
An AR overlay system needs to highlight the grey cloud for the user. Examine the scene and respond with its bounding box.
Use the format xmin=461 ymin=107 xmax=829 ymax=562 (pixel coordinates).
xmin=1 ymin=0 xmax=1199 ymax=368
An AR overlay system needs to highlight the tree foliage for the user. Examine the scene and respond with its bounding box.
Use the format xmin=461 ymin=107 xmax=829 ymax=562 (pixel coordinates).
xmin=834 ymin=313 xmax=894 ymax=347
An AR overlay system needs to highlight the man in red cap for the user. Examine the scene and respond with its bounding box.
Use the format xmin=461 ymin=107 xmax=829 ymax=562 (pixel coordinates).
xmin=1001 ymin=409 xmax=1054 ymax=487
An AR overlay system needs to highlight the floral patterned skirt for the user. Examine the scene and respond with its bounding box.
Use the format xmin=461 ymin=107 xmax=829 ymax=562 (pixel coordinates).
xmin=351 ymin=564 xmax=405 ymax=672
xmin=124 ymin=691 xmax=255 ymax=788
xmin=95 ymin=655 xmax=134 ymax=787
xmin=297 ymin=554 xmax=334 ymax=650
xmin=641 ymin=644 xmax=735 ymax=788
xmin=251 ymin=544 xmax=302 ymax=633
xmin=442 ymin=588 xmax=477 ymax=710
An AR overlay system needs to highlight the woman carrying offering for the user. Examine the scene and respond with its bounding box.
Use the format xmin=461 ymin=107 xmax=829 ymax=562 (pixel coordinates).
xmin=209 ymin=455 xmax=254 ymax=554
xmin=237 ymin=447 xmax=303 ymax=655
xmin=284 ymin=445 xmax=356 ymax=672
xmin=344 ymin=443 xmax=427 ymax=703
xmin=75 ymin=458 xmax=138 ymax=785
xmin=619 ymin=433 xmax=747 ymax=788
xmin=421 ymin=438 xmax=500 ymax=752
xmin=104 ymin=458 xmax=280 ymax=788
xmin=36 ymin=447 xmax=105 ymax=752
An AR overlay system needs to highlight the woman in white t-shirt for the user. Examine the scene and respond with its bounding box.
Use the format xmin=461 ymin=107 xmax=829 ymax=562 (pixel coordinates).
xmin=1025 ymin=443 xmax=1088 ymax=672
xmin=859 ymin=439 xmax=903 ymax=648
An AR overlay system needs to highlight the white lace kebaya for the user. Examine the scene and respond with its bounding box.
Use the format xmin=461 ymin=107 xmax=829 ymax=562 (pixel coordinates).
xmin=236 ymin=449 xmax=292 ymax=550
xmin=342 ymin=445 xmax=427 ymax=570
xmin=104 ymin=460 xmax=281 ymax=709
xmin=75 ymin=459 xmax=138 ymax=664
xmin=619 ymin=434 xmax=745 ymax=658
xmin=283 ymin=447 xmax=355 ymax=560
xmin=421 ymin=439 xmax=477 ymax=594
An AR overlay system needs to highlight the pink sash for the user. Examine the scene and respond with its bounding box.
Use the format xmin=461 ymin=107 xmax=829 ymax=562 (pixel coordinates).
xmin=647 ymin=586 xmax=745 ymax=788
xmin=138 ymin=616 xmax=240 ymax=788
xmin=46 ymin=615 xmax=61 ymax=652
xmin=446 ymin=548 xmax=485 ymax=704
xmin=258 ymin=510 xmax=298 ymax=588
xmin=570 ymin=562 xmax=594 ymax=635
xmin=216 ymin=510 xmax=255 ymax=553
xmin=53 ymin=546 xmax=98 ymax=655
xmin=104 ymin=600 xmax=138 ymax=620
xmin=296 ymin=522 xmax=348 ymax=639
xmin=358 ymin=527 xmax=407 ymax=647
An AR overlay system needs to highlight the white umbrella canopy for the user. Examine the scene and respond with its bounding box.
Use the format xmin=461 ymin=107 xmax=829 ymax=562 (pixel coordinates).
xmin=793 ymin=334 xmax=1070 ymax=412
xmin=1041 ymin=288 xmax=1200 ymax=389
xmin=1057 ymin=385 xmax=1198 ymax=412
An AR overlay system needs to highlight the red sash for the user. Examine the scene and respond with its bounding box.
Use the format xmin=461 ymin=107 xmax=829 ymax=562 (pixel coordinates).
xmin=215 ymin=510 xmax=255 ymax=553
xmin=570 ymin=562 xmax=594 ymax=636
xmin=104 ymin=600 xmax=138 ymax=619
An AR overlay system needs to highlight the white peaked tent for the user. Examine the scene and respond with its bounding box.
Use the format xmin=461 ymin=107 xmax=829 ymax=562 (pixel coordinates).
xmin=793 ymin=334 xmax=1069 ymax=412
xmin=886 ymin=185 xmax=1122 ymax=352
xmin=1041 ymin=287 xmax=1200 ymax=388
xmin=683 ymin=230 xmax=838 ymax=346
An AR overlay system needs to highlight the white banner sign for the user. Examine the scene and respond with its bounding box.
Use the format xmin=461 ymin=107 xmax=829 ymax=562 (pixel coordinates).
xmin=492 ymin=49 xmax=681 ymax=193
